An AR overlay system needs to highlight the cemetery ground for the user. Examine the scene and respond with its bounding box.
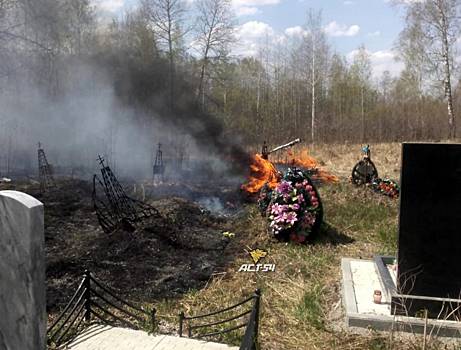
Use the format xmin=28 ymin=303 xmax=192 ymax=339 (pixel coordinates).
xmin=3 ymin=143 xmax=456 ymax=350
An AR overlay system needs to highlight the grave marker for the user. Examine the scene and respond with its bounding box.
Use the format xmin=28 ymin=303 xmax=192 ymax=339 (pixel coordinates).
xmin=393 ymin=143 xmax=461 ymax=318
xmin=0 ymin=191 xmax=45 ymax=349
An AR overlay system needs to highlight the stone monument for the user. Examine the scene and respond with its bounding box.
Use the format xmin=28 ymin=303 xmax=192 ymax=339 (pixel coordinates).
xmin=342 ymin=142 xmax=461 ymax=335
xmin=0 ymin=191 xmax=45 ymax=350
xmin=392 ymin=143 xmax=461 ymax=318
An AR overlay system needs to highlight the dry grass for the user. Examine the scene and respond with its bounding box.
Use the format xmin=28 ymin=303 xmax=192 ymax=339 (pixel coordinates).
xmin=299 ymin=142 xmax=402 ymax=181
xmin=150 ymin=142 xmax=458 ymax=350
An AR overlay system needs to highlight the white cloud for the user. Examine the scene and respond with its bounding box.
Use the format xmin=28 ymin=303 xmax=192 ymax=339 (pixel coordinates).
xmin=231 ymin=0 xmax=279 ymax=17
xmin=324 ymin=21 xmax=360 ymax=37
xmin=234 ymin=21 xmax=281 ymax=56
xmin=237 ymin=21 xmax=274 ymax=38
xmin=284 ymin=26 xmax=307 ymax=38
xmin=368 ymin=31 xmax=381 ymax=37
xmin=235 ymin=6 xmax=260 ymax=16
xmin=93 ymin=0 xmax=125 ymax=12
xmin=343 ymin=0 xmax=354 ymax=5
xmin=385 ymin=0 xmax=422 ymax=3
xmin=232 ymin=0 xmax=279 ymax=6
xmin=347 ymin=49 xmax=404 ymax=78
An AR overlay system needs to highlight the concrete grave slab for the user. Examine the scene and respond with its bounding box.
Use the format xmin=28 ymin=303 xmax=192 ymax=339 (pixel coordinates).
xmin=342 ymin=258 xmax=461 ymax=337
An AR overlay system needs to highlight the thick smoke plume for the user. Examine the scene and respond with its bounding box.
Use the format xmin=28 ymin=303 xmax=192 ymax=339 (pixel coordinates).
xmin=0 ymin=54 xmax=250 ymax=182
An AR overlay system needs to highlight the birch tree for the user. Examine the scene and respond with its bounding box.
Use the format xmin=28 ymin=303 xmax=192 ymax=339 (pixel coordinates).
xmin=194 ymin=0 xmax=234 ymax=109
xmin=398 ymin=0 xmax=460 ymax=138
xmin=350 ymin=45 xmax=372 ymax=142
xmin=302 ymin=9 xmax=329 ymax=144
xmin=142 ymin=0 xmax=186 ymax=109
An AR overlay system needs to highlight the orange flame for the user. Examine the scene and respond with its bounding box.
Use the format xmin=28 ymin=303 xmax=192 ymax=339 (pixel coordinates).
xmin=242 ymin=149 xmax=338 ymax=194
xmin=280 ymin=149 xmax=339 ymax=184
xmin=241 ymin=154 xmax=279 ymax=194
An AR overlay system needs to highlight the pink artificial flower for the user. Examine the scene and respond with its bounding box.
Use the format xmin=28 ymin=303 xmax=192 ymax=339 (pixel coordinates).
xmin=275 ymin=213 xmax=286 ymax=223
xmin=271 ymin=203 xmax=285 ymax=215
xmin=291 ymin=203 xmax=300 ymax=210
xmin=276 ymin=181 xmax=293 ymax=194
xmin=285 ymin=211 xmax=297 ymax=225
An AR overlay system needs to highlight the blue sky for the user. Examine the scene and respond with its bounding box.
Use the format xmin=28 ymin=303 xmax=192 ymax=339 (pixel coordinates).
xmin=92 ymin=0 xmax=406 ymax=78
xmin=237 ymin=0 xmax=404 ymax=53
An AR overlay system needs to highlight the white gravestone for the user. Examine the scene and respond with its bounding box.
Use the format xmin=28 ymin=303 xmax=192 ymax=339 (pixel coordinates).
xmin=0 ymin=191 xmax=45 ymax=350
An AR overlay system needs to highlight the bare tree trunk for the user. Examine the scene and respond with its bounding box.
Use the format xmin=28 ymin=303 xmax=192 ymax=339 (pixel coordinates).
xmin=198 ymin=60 xmax=206 ymax=108
xmin=197 ymin=26 xmax=212 ymax=109
xmin=361 ymin=85 xmax=365 ymax=142
xmin=167 ymin=12 xmax=174 ymax=111
xmin=256 ymin=70 xmax=261 ymax=118
xmin=311 ymin=41 xmax=315 ymax=144
xmin=442 ymin=35 xmax=456 ymax=139
xmin=437 ymin=0 xmax=456 ymax=139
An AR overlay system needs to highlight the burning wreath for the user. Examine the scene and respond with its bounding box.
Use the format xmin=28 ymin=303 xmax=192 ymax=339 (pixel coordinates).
xmin=258 ymin=168 xmax=323 ymax=244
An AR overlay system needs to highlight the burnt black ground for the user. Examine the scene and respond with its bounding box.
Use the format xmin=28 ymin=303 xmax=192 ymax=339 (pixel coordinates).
xmin=1 ymin=179 xmax=241 ymax=314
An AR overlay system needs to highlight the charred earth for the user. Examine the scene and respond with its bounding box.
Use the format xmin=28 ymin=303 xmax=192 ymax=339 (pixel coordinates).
xmin=0 ymin=178 xmax=242 ymax=316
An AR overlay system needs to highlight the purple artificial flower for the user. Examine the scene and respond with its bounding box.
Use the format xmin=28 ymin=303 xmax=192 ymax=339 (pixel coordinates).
xmin=276 ymin=181 xmax=293 ymax=195
xmin=271 ymin=203 xmax=285 ymax=215
xmin=297 ymin=194 xmax=305 ymax=204
xmin=285 ymin=211 xmax=298 ymax=225
xmin=291 ymin=203 xmax=300 ymax=210
xmin=275 ymin=213 xmax=286 ymax=223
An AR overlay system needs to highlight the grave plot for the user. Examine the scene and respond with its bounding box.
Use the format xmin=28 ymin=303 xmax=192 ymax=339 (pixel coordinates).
xmin=351 ymin=145 xmax=400 ymax=198
xmin=342 ymin=143 xmax=461 ymax=336
xmin=240 ymin=140 xmax=340 ymax=245
xmin=0 ymin=177 xmax=241 ymax=319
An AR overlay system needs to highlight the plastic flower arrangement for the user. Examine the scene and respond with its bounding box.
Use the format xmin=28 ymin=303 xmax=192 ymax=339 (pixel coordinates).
xmin=258 ymin=168 xmax=323 ymax=244
xmin=370 ymin=178 xmax=400 ymax=198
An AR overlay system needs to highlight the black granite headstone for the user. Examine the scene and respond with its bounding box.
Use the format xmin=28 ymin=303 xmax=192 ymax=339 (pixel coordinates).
xmin=394 ymin=143 xmax=461 ymax=318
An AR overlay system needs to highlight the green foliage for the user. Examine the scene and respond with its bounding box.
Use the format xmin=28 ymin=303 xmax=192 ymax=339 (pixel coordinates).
xmin=368 ymin=336 xmax=388 ymax=350
xmin=295 ymin=284 xmax=325 ymax=330
xmin=377 ymin=226 xmax=397 ymax=256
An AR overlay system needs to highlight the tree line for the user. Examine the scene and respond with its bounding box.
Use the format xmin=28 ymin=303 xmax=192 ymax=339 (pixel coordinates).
xmin=0 ymin=0 xmax=460 ymax=150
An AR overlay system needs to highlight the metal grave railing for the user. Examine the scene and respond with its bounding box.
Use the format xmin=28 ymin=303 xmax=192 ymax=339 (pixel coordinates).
xmin=47 ymin=270 xmax=156 ymax=347
xmin=178 ymin=289 xmax=261 ymax=349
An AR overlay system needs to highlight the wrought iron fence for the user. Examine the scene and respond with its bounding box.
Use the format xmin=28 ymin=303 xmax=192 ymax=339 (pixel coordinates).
xmin=239 ymin=290 xmax=261 ymax=350
xmin=178 ymin=289 xmax=261 ymax=349
xmin=47 ymin=270 xmax=156 ymax=347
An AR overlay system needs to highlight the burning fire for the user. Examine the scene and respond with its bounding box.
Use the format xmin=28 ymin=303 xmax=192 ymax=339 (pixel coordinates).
xmin=311 ymin=169 xmax=339 ymax=184
xmin=242 ymin=149 xmax=338 ymax=194
xmin=241 ymin=154 xmax=280 ymax=194
xmin=281 ymin=149 xmax=339 ymax=184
